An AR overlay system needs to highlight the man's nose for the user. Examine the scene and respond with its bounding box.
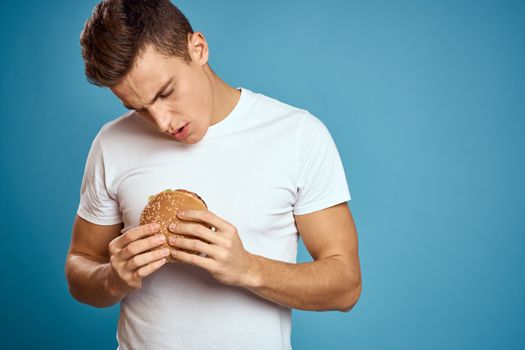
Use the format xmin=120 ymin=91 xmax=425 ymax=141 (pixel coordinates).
xmin=148 ymin=104 xmax=170 ymax=132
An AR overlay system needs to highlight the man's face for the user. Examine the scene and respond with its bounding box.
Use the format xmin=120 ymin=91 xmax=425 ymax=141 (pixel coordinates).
xmin=111 ymin=33 xmax=213 ymax=144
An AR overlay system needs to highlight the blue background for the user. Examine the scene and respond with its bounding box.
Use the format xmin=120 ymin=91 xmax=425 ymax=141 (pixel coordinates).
xmin=1 ymin=0 xmax=524 ymax=349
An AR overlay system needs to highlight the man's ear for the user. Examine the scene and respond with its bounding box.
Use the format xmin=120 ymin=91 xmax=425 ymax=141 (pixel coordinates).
xmin=187 ymin=32 xmax=209 ymax=66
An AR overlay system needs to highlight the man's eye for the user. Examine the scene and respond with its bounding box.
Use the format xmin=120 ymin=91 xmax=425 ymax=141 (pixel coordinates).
xmin=159 ymin=90 xmax=173 ymax=98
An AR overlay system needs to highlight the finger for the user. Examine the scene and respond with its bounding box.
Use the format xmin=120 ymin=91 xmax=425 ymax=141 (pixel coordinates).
xmin=114 ymin=223 xmax=160 ymax=250
xmin=169 ymin=236 xmax=222 ymax=259
xmin=133 ymin=257 xmax=168 ymax=279
xmin=171 ymin=248 xmax=214 ymax=270
xmin=177 ymin=210 xmax=230 ymax=234
xmin=119 ymin=233 xmax=166 ymax=261
xmin=126 ymin=247 xmax=172 ymax=271
xmin=169 ymin=222 xmax=224 ymax=246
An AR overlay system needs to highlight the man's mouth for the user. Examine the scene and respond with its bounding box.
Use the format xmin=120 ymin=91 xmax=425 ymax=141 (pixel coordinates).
xmin=168 ymin=122 xmax=190 ymax=140
xmin=169 ymin=123 xmax=187 ymax=135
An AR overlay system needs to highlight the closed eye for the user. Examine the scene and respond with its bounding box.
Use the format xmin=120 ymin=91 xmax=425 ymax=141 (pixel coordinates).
xmin=159 ymin=89 xmax=174 ymax=99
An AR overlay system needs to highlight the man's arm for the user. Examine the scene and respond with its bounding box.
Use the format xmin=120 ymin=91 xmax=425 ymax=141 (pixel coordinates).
xmin=65 ymin=216 xmax=127 ymax=308
xmin=65 ymin=215 xmax=171 ymax=308
xmin=242 ymin=202 xmax=362 ymax=312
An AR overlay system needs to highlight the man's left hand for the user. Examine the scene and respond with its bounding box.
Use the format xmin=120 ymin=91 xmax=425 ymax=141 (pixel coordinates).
xmin=168 ymin=209 xmax=256 ymax=287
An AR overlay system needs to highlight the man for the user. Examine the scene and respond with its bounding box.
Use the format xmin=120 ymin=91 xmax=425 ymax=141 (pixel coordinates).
xmin=65 ymin=0 xmax=362 ymax=349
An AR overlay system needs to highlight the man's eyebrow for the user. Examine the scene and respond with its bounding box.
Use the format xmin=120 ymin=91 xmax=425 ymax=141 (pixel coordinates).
xmin=123 ymin=78 xmax=173 ymax=111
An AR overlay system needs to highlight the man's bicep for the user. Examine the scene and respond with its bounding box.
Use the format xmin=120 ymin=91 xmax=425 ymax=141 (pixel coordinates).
xmin=68 ymin=214 xmax=123 ymax=263
xmin=294 ymin=202 xmax=359 ymax=264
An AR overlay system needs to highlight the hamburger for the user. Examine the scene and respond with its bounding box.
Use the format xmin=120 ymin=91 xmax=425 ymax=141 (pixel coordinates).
xmin=140 ymin=189 xmax=213 ymax=263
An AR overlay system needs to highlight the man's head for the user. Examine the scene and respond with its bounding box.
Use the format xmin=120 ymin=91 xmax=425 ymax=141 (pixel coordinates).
xmin=80 ymin=0 xmax=194 ymax=87
xmin=80 ymin=0 xmax=238 ymax=144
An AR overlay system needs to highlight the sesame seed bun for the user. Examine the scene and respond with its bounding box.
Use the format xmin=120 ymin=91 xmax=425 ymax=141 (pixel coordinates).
xmin=139 ymin=189 xmax=212 ymax=263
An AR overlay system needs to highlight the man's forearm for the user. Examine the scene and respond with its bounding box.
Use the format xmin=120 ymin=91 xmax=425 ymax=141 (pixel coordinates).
xmin=242 ymin=254 xmax=361 ymax=312
xmin=66 ymin=254 xmax=127 ymax=308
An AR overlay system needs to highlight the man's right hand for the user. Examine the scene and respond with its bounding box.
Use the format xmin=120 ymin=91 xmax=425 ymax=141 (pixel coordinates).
xmin=107 ymin=223 xmax=171 ymax=295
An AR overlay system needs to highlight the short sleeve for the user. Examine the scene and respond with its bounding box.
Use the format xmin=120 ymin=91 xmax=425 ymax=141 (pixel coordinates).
xmin=76 ymin=131 xmax=122 ymax=225
xmin=293 ymin=113 xmax=351 ymax=215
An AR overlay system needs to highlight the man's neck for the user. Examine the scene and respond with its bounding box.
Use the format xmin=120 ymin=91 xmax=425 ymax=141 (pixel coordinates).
xmin=208 ymin=71 xmax=241 ymax=127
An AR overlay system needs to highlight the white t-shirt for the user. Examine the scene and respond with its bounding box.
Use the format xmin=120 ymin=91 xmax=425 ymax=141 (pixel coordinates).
xmin=77 ymin=87 xmax=351 ymax=350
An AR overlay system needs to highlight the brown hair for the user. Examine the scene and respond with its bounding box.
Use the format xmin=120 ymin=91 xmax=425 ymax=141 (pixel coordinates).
xmin=80 ymin=0 xmax=194 ymax=87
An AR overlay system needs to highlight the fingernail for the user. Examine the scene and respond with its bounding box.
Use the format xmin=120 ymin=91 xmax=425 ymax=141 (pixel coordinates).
xmin=178 ymin=211 xmax=185 ymax=217
xmin=153 ymin=223 xmax=160 ymax=230
xmin=169 ymin=223 xmax=177 ymax=230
